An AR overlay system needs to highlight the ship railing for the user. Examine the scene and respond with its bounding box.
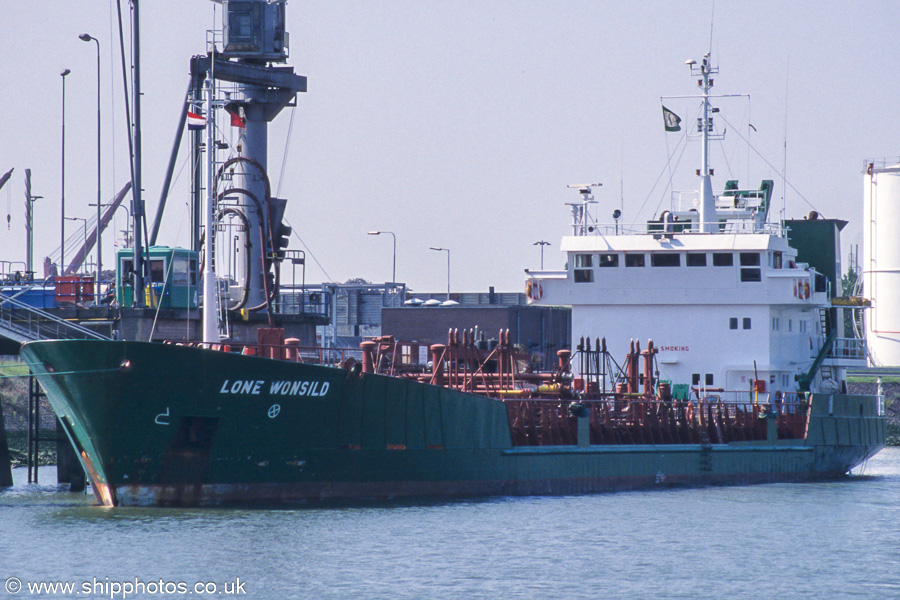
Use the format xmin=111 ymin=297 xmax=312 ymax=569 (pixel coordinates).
xmin=0 ymin=261 xmax=29 ymax=281
xmin=0 ymin=288 xmax=110 ymax=342
xmin=586 ymin=220 xmax=784 ymax=237
xmin=182 ymin=339 xmax=363 ymax=366
xmin=691 ymin=388 xmax=800 ymax=406
xmin=254 ymin=341 xmax=362 ymax=366
xmin=504 ymin=394 xmax=810 ymax=447
xmin=819 ymin=336 xmax=867 ymax=360
xmin=269 ymin=285 xmax=330 ymax=318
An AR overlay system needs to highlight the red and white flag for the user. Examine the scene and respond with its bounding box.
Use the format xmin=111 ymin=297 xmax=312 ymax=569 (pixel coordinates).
xmin=187 ymin=111 xmax=207 ymax=130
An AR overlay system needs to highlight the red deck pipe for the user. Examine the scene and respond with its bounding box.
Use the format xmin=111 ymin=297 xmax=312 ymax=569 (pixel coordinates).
xmin=360 ymin=341 xmax=377 ymax=373
xmin=430 ymin=344 xmax=446 ymax=386
xmin=285 ymin=338 xmax=300 ymax=362
xmin=641 ymin=339 xmax=656 ymax=397
xmin=430 ymin=344 xmax=446 ymax=385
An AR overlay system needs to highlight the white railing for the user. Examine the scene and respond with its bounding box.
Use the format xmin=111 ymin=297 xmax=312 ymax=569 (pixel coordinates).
xmin=809 ymin=336 xmax=867 ymax=360
xmin=584 ymin=220 xmax=783 ymax=237
xmin=830 ymin=337 xmax=868 ymax=360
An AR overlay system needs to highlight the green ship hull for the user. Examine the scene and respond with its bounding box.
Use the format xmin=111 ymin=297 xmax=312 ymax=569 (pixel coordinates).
xmin=21 ymin=339 xmax=885 ymax=507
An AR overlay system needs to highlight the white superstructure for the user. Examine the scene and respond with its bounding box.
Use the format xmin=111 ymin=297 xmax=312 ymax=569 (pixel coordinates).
xmin=526 ymin=54 xmax=866 ymax=398
xmin=863 ymin=159 xmax=900 ymax=367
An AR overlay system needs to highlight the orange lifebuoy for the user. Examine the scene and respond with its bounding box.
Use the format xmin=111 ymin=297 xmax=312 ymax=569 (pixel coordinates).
xmin=526 ymin=280 xmax=543 ymax=301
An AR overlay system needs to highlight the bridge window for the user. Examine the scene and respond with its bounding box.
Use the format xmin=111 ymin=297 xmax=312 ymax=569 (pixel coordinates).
xmin=625 ymin=254 xmax=645 ymax=267
xmin=686 ymin=253 xmax=707 ymax=266
xmin=598 ymin=253 xmax=619 ymax=267
xmin=574 ymin=254 xmax=593 ymax=283
xmin=651 ymin=253 xmax=680 ymax=267
xmin=743 ymin=318 xmax=752 ymax=330
xmin=740 ymin=252 xmax=761 ymax=266
xmin=713 ymin=253 xmax=733 ymax=266
xmin=574 ymin=254 xmax=592 ymax=268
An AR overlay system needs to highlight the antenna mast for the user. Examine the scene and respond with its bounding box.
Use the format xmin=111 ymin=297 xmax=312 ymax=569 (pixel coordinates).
xmin=687 ymin=54 xmax=718 ymax=233
xmin=566 ymin=183 xmax=602 ymax=236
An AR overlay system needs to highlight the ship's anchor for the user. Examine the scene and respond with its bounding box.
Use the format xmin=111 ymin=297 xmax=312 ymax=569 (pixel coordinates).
xmin=155 ymin=407 xmax=170 ymax=425
xmin=268 ymin=404 xmax=281 ymax=419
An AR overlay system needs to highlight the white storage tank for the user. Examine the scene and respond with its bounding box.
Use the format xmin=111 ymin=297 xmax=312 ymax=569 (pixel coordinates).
xmin=864 ymin=159 xmax=900 ymax=366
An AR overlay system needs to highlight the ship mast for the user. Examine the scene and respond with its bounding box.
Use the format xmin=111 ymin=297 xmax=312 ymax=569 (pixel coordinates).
xmin=197 ymin=0 xmax=305 ymax=342
xmin=566 ymin=183 xmax=602 ymax=236
xmin=201 ymin=71 xmax=218 ymax=343
xmin=688 ymin=53 xmax=718 ymax=233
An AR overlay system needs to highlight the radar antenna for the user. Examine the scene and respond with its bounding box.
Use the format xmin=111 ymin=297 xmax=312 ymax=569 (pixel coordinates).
xmin=566 ymin=183 xmax=602 ymax=236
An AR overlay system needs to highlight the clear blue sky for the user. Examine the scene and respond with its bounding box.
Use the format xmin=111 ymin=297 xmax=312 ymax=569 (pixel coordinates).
xmin=2 ymin=1 xmax=898 ymax=293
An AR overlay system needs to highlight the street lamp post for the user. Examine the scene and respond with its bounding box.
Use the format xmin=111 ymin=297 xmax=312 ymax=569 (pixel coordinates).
xmin=429 ymin=247 xmax=450 ymax=301
xmin=60 ymin=68 xmax=70 ymax=273
xmin=65 ymin=216 xmax=88 ymax=273
xmin=533 ymin=240 xmax=550 ymax=270
xmin=115 ymin=203 xmax=132 ymax=248
xmin=79 ymin=33 xmax=101 ymax=300
xmin=92 ymin=201 xmax=132 ymax=250
xmin=367 ymin=231 xmax=396 ymax=284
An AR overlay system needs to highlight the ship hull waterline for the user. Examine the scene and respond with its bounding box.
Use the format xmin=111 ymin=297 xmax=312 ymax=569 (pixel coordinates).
xmin=20 ymin=340 xmax=885 ymax=507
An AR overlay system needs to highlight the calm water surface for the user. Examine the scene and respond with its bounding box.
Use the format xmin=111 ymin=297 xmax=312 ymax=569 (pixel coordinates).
xmin=2 ymin=449 xmax=899 ymax=599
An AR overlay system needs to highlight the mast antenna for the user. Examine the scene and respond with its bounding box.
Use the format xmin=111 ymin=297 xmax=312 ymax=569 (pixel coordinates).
xmin=782 ymin=56 xmax=790 ymax=218
xmin=566 ymin=183 xmax=602 ymax=236
xmin=686 ymin=53 xmax=719 ymax=233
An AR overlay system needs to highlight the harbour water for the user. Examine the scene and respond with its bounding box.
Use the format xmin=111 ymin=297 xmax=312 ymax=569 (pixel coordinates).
xmin=3 ymin=448 xmax=899 ymax=599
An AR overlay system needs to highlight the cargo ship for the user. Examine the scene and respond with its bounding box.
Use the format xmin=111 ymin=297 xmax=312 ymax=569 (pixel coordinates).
xmin=20 ymin=328 xmax=885 ymax=507
xmin=19 ymin=14 xmax=884 ymax=506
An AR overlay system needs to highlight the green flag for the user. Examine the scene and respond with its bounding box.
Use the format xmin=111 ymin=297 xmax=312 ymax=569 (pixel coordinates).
xmin=662 ymin=106 xmax=681 ymax=132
